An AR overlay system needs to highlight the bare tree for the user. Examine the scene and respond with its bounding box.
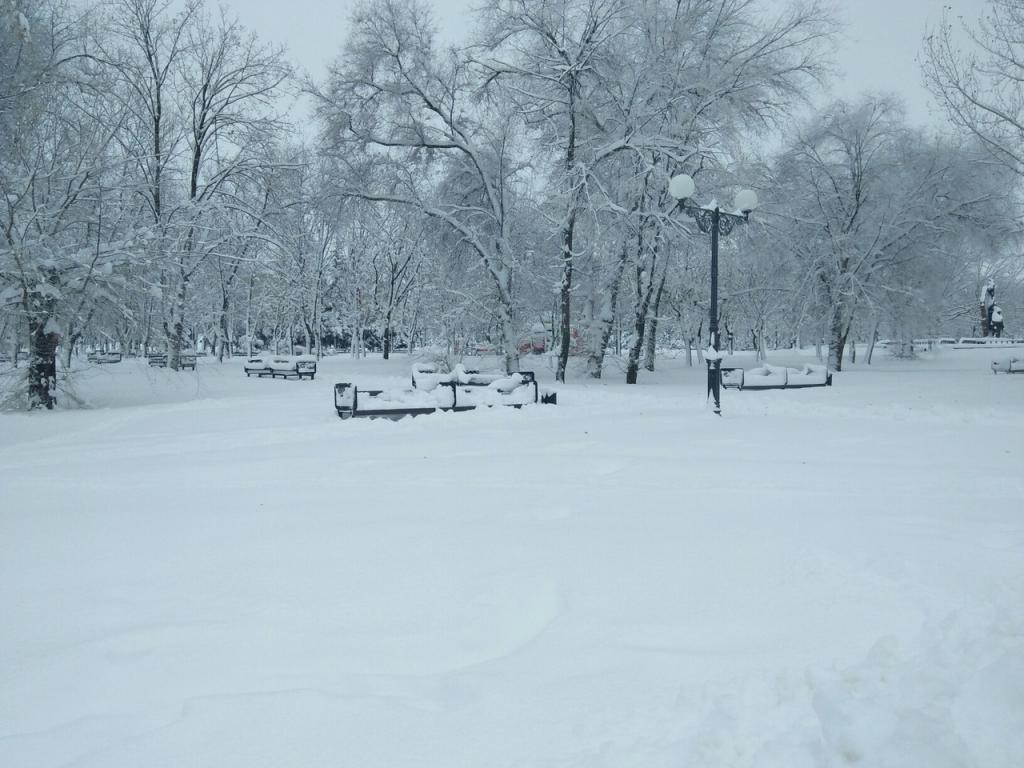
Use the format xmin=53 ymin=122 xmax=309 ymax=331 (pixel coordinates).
xmin=368 ymin=211 xmax=421 ymax=359
xmin=100 ymin=0 xmax=199 ymax=368
xmin=580 ymin=0 xmax=834 ymax=380
xmin=924 ymin=1 xmax=1024 ymax=177
xmin=1 ymin=0 xmax=134 ymax=408
xmin=101 ymin=0 xmax=290 ymax=369
xmin=315 ymin=0 xmax=525 ymax=373
xmin=770 ymin=97 xmax=1015 ymax=370
xmin=478 ymin=0 xmax=629 ymax=382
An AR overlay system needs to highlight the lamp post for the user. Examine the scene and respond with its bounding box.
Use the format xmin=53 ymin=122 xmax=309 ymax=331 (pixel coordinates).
xmin=668 ymin=174 xmax=758 ymax=415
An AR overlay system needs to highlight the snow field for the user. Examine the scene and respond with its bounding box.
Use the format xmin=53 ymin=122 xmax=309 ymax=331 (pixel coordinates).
xmin=1 ymin=349 xmax=1022 ymax=767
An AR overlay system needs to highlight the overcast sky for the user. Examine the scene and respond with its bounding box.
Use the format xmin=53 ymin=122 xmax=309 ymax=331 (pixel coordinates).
xmin=230 ymin=0 xmax=989 ymax=130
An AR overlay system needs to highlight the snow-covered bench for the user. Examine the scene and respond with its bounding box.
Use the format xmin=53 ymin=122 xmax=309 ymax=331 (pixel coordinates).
xmin=411 ymin=362 xmax=514 ymax=389
xmin=955 ymin=337 xmax=1024 ymax=349
xmin=88 ymin=351 xmax=122 ymax=364
xmin=783 ymin=365 xmax=833 ymax=387
xmin=991 ymin=356 xmax=1024 ymax=374
xmin=244 ymin=354 xmax=317 ymax=380
xmin=335 ymin=366 xmax=556 ymax=420
xmin=720 ymin=364 xmax=832 ymax=390
xmin=147 ymin=353 xmax=196 ymax=370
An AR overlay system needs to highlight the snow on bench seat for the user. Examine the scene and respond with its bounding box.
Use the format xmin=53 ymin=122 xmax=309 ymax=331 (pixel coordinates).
xmin=411 ymin=363 xmax=509 ymax=390
xmin=244 ymin=354 xmax=316 ymax=379
xmin=720 ymin=364 xmax=831 ymax=390
xmin=336 ymin=367 xmax=556 ymax=419
xmin=784 ymin=364 xmax=831 ymax=387
xmin=991 ymin=357 xmax=1024 ymax=374
xmin=741 ymin=365 xmax=790 ymax=389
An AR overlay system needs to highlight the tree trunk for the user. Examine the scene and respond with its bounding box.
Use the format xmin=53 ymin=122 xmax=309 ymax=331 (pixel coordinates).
xmin=865 ymin=318 xmax=880 ymax=364
xmin=303 ymin=319 xmax=314 ymax=356
xmin=141 ymin=299 xmax=153 ymax=357
xmin=555 ymin=74 xmax=583 ymax=385
xmin=27 ymin=320 xmax=59 ymax=410
xmin=556 ymin=212 xmax=575 ymax=383
xmin=641 ymin=315 xmax=657 ymax=372
xmin=62 ymin=331 xmax=80 ymax=371
xmin=626 ymin=275 xmax=655 ymax=384
xmin=586 ymin=172 xmax=648 ymax=379
xmin=245 ymin=272 xmax=255 ymax=356
xmin=828 ymin=302 xmax=853 ymax=372
xmin=383 ymin=308 xmax=393 ymax=360
xmin=497 ymin=299 xmax=520 ymax=374
xmin=61 ymin=317 xmax=81 ymax=371
xmin=642 ymin=270 xmax=667 ymax=372
xmin=217 ymin=291 xmax=231 ymax=362
xmin=313 ymin=291 xmax=322 ymax=359
xmin=167 ymin=269 xmax=188 ymax=371
xmin=585 ymin=247 xmax=630 ymax=379
xmin=625 ymin=322 xmax=645 ymax=384
xmin=625 ymin=215 xmax=660 ymax=385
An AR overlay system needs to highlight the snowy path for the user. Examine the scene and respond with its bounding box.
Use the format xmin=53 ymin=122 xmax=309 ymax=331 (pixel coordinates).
xmin=1 ymin=352 xmax=1023 ymax=767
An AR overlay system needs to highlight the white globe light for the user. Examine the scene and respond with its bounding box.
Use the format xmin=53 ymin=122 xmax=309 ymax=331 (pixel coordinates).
xmin=668 ymin=174 xmax=696 ymax=201
xmin=734 ymin=188 xmax=759 ymax=214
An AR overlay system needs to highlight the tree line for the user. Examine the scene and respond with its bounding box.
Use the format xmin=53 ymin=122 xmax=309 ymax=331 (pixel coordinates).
xmin=3 ymin=0 xmax=1023 ymax=408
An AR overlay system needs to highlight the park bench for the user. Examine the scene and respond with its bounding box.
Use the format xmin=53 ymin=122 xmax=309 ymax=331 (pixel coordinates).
xmin=244 ymin=354 xmax=317 ymax=380
xmin=954 ymin=337 xmax=1024 ymax=349
xmin=410 ymin=362 xmax=520 ymax=389
xmin=88 ymin=351 xmax=122 ymax=364
xmin=991 ymin=356 xmax=1024 ymax=374
xmin=721 ymin=364 xmax=832 ymax=391
xmin=335 ymin=364 xmax=557 ymax=420
xmin=147 ymin=353 xmax=196 ymax=370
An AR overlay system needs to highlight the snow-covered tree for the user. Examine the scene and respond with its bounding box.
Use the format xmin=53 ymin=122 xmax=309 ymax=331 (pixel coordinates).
xmin=924 ymin=0 xmax=1024 ymax=178
xmin=100 ymin=0 xmax=290 ymax=370
xmin=477 ymin=0 xmax=629 ymax=382
xmin=0 ymin=0 xmax=136 ymax=408
xmin=585 ymin=0 xmax=834 ymax=381
xmin=316 ymin=0 xmax=527 ymax=373
xmin=768 ymin=97 xmax=1016 ymax=370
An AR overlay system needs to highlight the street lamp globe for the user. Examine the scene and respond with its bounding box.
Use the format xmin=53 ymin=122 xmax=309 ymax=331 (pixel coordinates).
xmin=668 ymin=174 xmax=696 ymax=201
xmin=733 ymin=188 xmax=759 ymax=215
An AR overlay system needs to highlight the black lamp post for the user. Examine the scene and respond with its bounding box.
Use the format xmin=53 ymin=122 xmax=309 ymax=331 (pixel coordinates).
xmin=668 ymin=174 xmax=758 ymax=415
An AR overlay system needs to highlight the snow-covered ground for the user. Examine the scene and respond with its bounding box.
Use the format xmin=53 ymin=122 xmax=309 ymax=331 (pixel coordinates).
xmin=1 ymin=348 xmax=1022 ymax=768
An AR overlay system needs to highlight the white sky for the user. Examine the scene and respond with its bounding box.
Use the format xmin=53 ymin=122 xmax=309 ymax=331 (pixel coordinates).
xmin=228 ymin=0 xmax=988 ymax=129
xmin=830 ymin=0 xmax=987 ymax=125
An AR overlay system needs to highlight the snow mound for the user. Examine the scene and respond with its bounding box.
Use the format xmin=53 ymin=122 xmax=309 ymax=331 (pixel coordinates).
xmin=683 ymin=608 xmax=1024 ymax=768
